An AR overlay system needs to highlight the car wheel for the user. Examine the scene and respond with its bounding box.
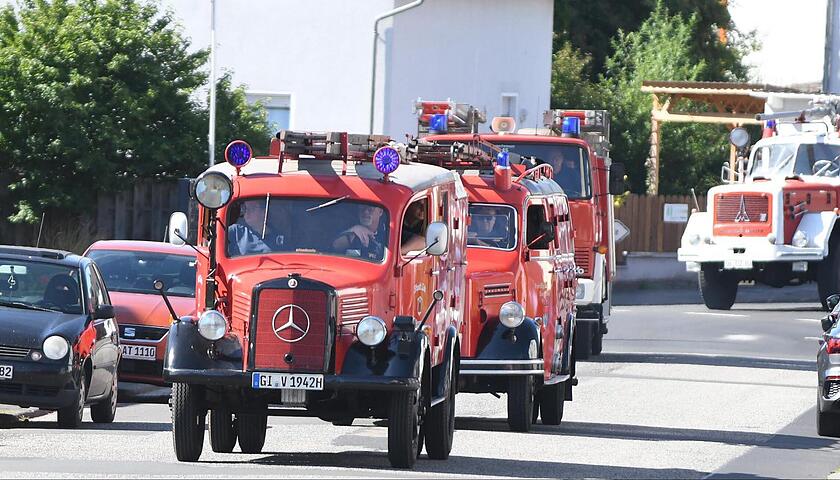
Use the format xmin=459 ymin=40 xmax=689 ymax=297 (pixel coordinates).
xmin=57 ymin=374 xmax=86 ymax=428
xmin=331 ymin=418 xmax=354 ymax=426
xmin=539 ymin=380 xmax=566 ymax=425
xmin=90 ymin=373 xmax=117 ymax=423
xmin=574 ymin=322 xmax=592 ymax=361
xmin=388 ymin=388 xmax=421 ymax=468
xmin=699 ymin=263 xmax=738 ymax=310
xmin=237 ymin=412 xmax=268 ymax=454
xmin=507 ymin=375 xmax=534 ymax=432
xmin=171 ymin=382 xmax=206 ymax=462
xmin=424 ymin=358 xmax=456 ymax=460
xmin=210 ymin=409 xmax=237 ymax=453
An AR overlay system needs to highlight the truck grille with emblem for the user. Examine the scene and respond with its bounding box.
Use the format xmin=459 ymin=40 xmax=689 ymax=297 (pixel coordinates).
xmin=714 ymin=193 xmax=772 ymax=236
xmin=253 ymin=288 xmax=329 ymax=373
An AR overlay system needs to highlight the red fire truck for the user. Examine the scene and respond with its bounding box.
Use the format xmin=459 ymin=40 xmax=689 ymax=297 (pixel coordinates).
xmin=679 ymin=100 xmax=840 ymax=310
xmin=420 ymin=101 xmax=625 ymax=359
xmin=407 ymin=131 xmax=578 ymax=432
xmin=161 ymin=131 xmax=467 ymax=468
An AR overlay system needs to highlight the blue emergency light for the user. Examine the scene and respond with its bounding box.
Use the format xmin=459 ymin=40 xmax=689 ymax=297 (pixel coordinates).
xmin=373 ymin=146 xmax=401 ymax=175
xmin=561 ymin=117 xmax=581 ymax=137
xmin=496 ymin=150 xmax=510 ymax=168
xmin=429 ymin=114 xmax=448 ymax=133
xmin=225 ymin=140 xmax=253 ymax=168
xmin=766 ymin=120 xmax=776 ymax=129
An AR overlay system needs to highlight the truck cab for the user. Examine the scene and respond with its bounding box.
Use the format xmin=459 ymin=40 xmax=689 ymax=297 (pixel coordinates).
xmin=163 ymin=132 xmax=467 ymax=468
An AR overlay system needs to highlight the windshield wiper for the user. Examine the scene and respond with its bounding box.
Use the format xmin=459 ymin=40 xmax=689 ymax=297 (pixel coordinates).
xmin=0 ymin=300 xmax=55 ymax=312
xmin=306 ymin=195 xmax=349 ymax=212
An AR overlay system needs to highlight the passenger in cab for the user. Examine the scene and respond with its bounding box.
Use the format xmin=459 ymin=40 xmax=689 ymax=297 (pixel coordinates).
xmin=332 ymin=204 xmax=387 ymax=259
xmin=400 ymin=200 xmax=427 ymax=254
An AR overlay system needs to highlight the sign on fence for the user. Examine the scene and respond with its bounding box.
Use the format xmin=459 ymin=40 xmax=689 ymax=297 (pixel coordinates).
xmin=663 ymin=203 xmax=689 ymax=223
xmin=614 ymin=220 xmax=630 ymax=243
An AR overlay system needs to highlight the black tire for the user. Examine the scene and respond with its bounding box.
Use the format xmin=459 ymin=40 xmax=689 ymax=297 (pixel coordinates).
xmin=818 ymin=244 xmax=840 ymax=310
xmin=425 ymin=364 xmax=456 ymax=460
xmin=171 ymin=382 xmax=206 ymax=462
xmin=539 ymin=380 xmax=566 ymax=425
xmin=388 ymin=389 xmax=421 ymax=468
xmin=507 ymin=375 xmax=534 ymax=432
xmin=331 ymin=418 xmax=354 ymax=426
xmin=574 ymin=322 xmax=592 ymax=361
xmin=591 ymin=327 xmax=604 ymax=356
xmin=699 ymin=263 xmax=738 ymax=310
xmin=57 ymin=374 xmax=86 ymax=428
xmin=237 ymin=412 xmax=268 ymax=454
xmin=90 ymin=373 xmax=117 ymax=423
xmin=209 ymin=409 xmax=237 ymax=453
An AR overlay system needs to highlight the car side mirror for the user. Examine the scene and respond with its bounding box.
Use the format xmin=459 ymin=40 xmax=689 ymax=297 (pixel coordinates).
xmin=168 ymin=211 xmax=189 ymax=246
xmin=93 ymin=304 xmax=114 ymax=320
xmin=609 ymin=162 xmax=626 ymax=195
xmin=425 ymin=222 xmax=449 ymax=256
xmin=827 ymin=294 xmax=840 ymax=311
xmin=822 ymin=315 xmax=836 ymax=333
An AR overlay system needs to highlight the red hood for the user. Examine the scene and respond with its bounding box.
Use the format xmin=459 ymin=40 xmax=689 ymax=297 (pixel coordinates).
xmin=110 ymin=291 xmax=196 ymax=327
xmin=224 ymin=255 xmax=389 ymax=292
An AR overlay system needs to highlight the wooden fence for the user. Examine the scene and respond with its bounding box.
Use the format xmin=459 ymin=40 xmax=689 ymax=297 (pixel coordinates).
xmin=614 ymin=194 xmax=705 ymax=253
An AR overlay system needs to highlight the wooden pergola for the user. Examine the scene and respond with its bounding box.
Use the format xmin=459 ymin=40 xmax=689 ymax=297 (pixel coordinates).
xmin=641 ymin=81 xmax=804 ymax=194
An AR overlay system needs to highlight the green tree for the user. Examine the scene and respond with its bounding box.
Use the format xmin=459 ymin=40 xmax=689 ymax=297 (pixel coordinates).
xmin=550 ymin=41 xmax=603 ymax=109
xmin=0 ymin=0 xmax=269 ymax=223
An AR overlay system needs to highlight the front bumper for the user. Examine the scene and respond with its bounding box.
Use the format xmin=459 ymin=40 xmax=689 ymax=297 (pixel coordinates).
xmin=678 ymin=242 xmax=824 ymax=266
xmin=165 ymin=368 xmax=419 ymax=391
xmin=0 ymin=358 xmax=80 ymax=409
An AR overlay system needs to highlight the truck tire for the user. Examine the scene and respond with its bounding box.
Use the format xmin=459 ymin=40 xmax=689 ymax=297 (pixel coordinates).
xmin=425 ymin=361 xmax=456 ymax=460
xmin=171 ymin=382 xmax=205 ymax=462
xmin=209 ymin=409 xmax=237 ymax=453
xmin=388 ymin=389 xmax=421 ymax=468
xmin=699 ymin=263 xmax=738 ymax=310
xmin=818 ymin=244 xmax=840 ymax=310
xmin=57 ymin=373 xmax=86 ymax=428
xmin=507 ymin=375 xmax=534 ymax=432
xmin=574 ymin=322 xmax=592 ymax=360
xmin=237 ymin=412 xmax=267 ymax=453
xmin=591 ymin=328 xmax=604 ymax=356
xmin=539 ymin=380 xmax=566 ymax=425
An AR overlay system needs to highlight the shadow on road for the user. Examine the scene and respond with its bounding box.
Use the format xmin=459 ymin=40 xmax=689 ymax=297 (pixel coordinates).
xmin=592 ymin=352 xmax=815 ymax=371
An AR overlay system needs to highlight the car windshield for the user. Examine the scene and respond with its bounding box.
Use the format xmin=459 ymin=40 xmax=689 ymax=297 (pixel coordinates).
xmin=749 ymin=143 xmax=840 ymax=179
xmin=497 ymin=143 xmax=591 ymax=199
xmin=0 ymin=260 xmax=82 ymax=314
xmin=467 ymin=204 xmax=517 ymax=250
xmin=88 ymin=250 xmax=196 ymax=297
xmin=226 ymin=196 xmax=390 ymax=263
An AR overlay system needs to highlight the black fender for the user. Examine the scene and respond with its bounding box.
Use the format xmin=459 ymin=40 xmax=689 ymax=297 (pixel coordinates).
xmin=475 ymin=318 xmax=540 ymax=360
xmin=431 ymin=325 xmax=458 ymax=401
xmin=163 ymin=318 xmax=244 ymax=383
xmin=339 ymin=327 xmax=429 ymax=383
xmin=560 ymin=312 xmax=574 ymax=375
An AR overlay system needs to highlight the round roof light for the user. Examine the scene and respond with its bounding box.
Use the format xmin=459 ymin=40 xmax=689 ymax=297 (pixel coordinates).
xmin=729 ymin=127 xmax=751 ymax=148
xmin=373 ymin=146 xmax=401 ymax=175
xmin=225 ymin=140 xmax=253 ymax=168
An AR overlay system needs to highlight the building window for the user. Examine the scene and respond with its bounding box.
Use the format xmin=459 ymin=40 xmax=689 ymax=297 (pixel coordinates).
xmin=501 ymin=93 xmax=518 ymax=117
xmin=246 ymin=91 xmax=292 ymax=131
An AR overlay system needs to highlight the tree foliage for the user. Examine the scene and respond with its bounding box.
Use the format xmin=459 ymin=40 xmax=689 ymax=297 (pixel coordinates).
xmin=0 ymin=0 xmax=269 ymax=223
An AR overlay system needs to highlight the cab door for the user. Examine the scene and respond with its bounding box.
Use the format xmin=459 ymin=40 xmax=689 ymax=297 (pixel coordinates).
xmin=84 ymin=264 xmax=118 ymax=397
xmin=523 ymin=201 xmax=557 ymax=374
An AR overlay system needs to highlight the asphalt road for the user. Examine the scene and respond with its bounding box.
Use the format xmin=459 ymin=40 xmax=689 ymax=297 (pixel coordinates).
xmin=0 ymin=288 xmax=837 ymax=479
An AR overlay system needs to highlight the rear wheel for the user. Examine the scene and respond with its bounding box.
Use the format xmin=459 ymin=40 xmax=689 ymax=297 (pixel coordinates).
xmin=539 ymin=380 xmax=566 ymax=425
xmin=90 ymin=373 xmax=117 ymax=423
xmin=574 ymin=322 xmax=592 ymax=360
xmin=425 ymin=361 xmax=456 ymax=460
xmin=57 ymin=374 xmax=86 ymax=428
xmin=699 ymin=263 xmax=738 ymax=310
xmin=388 ymin=389 xmax=421 ymax=468
xmin=171 ymin=382 xmax=206 ymax=462
xmin=209 ymin=409 xmax=237 ymax=453
xmin=507 ymin=375 xmax=534 ymax=432
xmin=237 ymin=412 xmax=268 ymax=454
xmin=591 ymin=327 xmax=604 ymax=356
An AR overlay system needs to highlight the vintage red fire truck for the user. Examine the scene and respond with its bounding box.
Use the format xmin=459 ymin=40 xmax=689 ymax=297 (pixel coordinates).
xmin=407 ymin=127 xmax=578 ymax=432
xmin=679 ymin=100 xmax=840 ymax=310
xmin=161 ymin=131 xmax=467 ymax=468
xmin=420 ymin=101 xmax=624 ymax=359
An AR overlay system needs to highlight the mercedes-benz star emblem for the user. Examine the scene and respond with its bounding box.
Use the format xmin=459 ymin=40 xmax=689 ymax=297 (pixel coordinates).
xmin=271 ymin=304 xmax=310 ymax=343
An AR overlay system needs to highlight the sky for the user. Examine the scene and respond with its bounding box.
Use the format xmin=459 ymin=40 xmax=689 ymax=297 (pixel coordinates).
xmin=729 ymin=0 xmax=827 ymax=87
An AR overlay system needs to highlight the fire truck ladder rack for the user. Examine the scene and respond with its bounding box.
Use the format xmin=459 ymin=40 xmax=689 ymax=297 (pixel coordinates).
xmin=407 ymin=137 xmax=499 ymax=170
xmin=544 ymin=109 xmax=611 ymax=158
xmin=414 ymin=100 xmax=487 ymax=137
xmin=269 ymin=130 xmax=396 ymax=174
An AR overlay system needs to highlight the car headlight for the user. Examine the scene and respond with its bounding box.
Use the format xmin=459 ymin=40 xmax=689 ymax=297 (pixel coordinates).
xmin=197 ymin=310 xmax=227 ymax=341
xmin=792 ymin=230 xmax=808 ymax=248
xmin=499 ymin=301 xmax=525 ymax=329
xmin=194 ymin=171 xmax=233 ymax=209
xmin=688 ymin=233 xmax=701 ymax=245
xmin=357 ymin=316 xmax=387 ymax=346
xmin=42 ymin=335 xmax=69 ymax=360
xmin=767 ymin=233 xmax=777 ymax=244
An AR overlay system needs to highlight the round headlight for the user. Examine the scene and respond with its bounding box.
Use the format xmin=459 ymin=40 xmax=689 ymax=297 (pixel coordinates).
xmin=729 ymin=127 xmax=751 ymax=148
xmin=499 ymin=301 xmax=525 ymax=329
xmin=198 ymin=310 xmax=227 ymax=341
xmin=767 ymin=233 xmax=777 ymax=244
xmin=357 ymin=316 xmax=387 ymax=346
xmin=688 ymin=233 xmax=701 ymax=245
xmin=43 ymin=335 xmax=69 ymax=360
xmin=194 ymin=171 xmax=233 ymax=209
xmin=792 ymin=230 xmax=808 ymax=248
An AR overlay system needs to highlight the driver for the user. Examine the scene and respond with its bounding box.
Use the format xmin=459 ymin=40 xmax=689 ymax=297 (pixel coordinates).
xmin=553 ymin=155 xmax=582 ymax=197
xmin=228 ymin=199 xmax=286 ymax=256
xmin=468 ymin=207 xmax=502 ymax=247
xmin=332 ymin=204 xmax=387 ymax=259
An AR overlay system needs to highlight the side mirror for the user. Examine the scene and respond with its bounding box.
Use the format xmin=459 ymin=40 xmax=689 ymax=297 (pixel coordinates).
xmin=822 ymin=315 xmax=835 ymax=333
xmin=541 ymin=221 xmax=556 ymax=243
xmin=425 ymin=222 xmax=449 ymax=256
xmin=609 ymin=162 xmax=626 ymax=195
xmin=828 ymin=294 xmax=840 ymax=311
xmin=93 ymin=304 xmax=114 ymax=320
xmin=168 ymin=212 xmax=189 ymax=246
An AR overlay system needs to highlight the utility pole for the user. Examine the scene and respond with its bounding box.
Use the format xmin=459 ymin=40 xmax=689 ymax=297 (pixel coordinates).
xmin=208 ymin=0 xmax=217 ymax=167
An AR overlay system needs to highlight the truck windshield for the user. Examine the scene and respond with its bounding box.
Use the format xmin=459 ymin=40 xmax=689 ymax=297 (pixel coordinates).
xmin=467 ymin=204 xmax=517 ymax=250
xmin=88 ymin=250 xmax=196 ymax=297
xmin=750 ymin=143 xmax=840 ymax=179
xmin=226 ymin=197 xmax=390 ymax=263
xmin=498 ymin=143 xmax=591 ymax=199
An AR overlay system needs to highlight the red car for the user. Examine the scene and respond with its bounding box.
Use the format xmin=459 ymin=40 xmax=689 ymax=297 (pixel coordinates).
xmin=85 ymin=241 xmax=196 ymax=385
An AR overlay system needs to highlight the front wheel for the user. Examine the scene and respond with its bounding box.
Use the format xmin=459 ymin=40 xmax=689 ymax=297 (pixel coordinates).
xmin=425 ymin=363 xmax=456 ymax=459
xmin=574 ymin=322 xmax=592 ymax=361
xmin=591 ymin=327 xmax=604 ymax=356
xmin=388 ymin=389 xmax=421 ymax=468
xmin=171 ymin=383 xmax=206 ymax=462
xmin=90 ymin=373 xmax=117 ymax=423
xmin=210 ymin=409 xmax=237 ymax=453
xmin=507 ymin=375 xmax=534 ymax=432
xmin=539 ymin=380 xmax=566 ymax=425
xmin=237 ymin=412 xmax=268 ymax=453
xmin=57 ymin=374 xmax=86 ymax=428
xmin=699 ymin=263 xmax=738 ymax=310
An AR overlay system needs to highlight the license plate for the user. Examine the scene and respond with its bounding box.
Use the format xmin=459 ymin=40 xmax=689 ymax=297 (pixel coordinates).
xmin=724 ymin=258 xmax=753 ymax=270
xmin=0 ymin=365 xmax=12 ymax=380
xmin=252 ymin=372 xmax=324 ymax=390
xmin=121 ymin=344 xmax=156 ymax=361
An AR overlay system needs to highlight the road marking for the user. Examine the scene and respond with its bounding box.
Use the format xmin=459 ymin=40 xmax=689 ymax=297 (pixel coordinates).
xmin=804 ymin=336 xmax=822 ymax=341
xmin=795 ymin=318 xmax=821 ymax=323
xmin=612 ymin=308 xmax=630 ymax=313
xmin=721 ymin=334 xmax=759 ymax=342
xmin=685 ymin=311 xmax=748 ymax=318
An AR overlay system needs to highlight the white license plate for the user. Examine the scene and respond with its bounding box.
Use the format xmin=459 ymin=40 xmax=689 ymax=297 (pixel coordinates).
xmin=121 ymin=344 xmax=156 ymax=361
xmin=0 ymin=365 xmax=11 ymax=380
xmin=724 ymin=258 xmax=753 ymax=270
xmin=252 ymin=372 xmax=324 ymax=390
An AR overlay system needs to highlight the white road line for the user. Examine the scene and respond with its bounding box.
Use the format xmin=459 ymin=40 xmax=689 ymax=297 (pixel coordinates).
xmin=804 ymin=336 xmax=823 ymax=341
xmin=685 ymin=311 xmax=748 ymax=318
xmin=795 ymin=318 xmax=821 ymax=323
xmin=612 ymin=308 xmax=630 ymax=313
xmin=721 ymin=334 xmax=760 ymax=342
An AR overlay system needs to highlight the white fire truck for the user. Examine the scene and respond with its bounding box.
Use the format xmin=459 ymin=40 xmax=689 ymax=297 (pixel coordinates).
xmin=679 ymin=98 xmax=840 ymax=310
